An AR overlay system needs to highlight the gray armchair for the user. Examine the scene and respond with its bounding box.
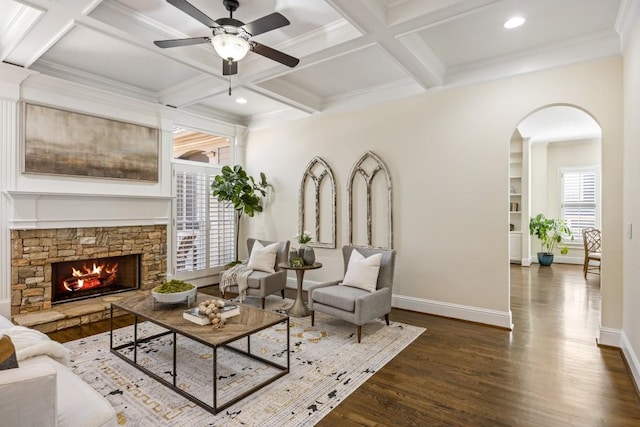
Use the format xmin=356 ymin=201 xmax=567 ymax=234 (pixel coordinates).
xmin=308 ymin=245 xmax=397 ymax=343
xmin=224 ymin=238 xmax=290 ymax=309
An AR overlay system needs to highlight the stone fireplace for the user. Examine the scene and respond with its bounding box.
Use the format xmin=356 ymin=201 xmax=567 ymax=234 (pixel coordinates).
xmin=51 ymin=254 xmax=140 ymax=304
xmin=11 ymin=225 xmax=166 ymax=316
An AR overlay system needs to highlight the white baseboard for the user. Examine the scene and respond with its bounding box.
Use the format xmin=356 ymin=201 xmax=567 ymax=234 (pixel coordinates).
xmin=621 ymin=332 xmax=640 ymax=393
xmin=598 ymin=325 xmax=622 ymax=347
xmin=391 ymin=294 xmax=513 ymax=329
xmin=292 ymin=281 xmax=512 ymax=329
xmin=529 ymin=255 xmax=583 ymax=265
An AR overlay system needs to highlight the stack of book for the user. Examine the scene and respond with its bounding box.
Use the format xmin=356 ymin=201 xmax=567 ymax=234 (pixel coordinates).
xmin=218 ymin=304 xmax=240 ymax=319
xmin=183 ymin=304 xmax=240 ymax=325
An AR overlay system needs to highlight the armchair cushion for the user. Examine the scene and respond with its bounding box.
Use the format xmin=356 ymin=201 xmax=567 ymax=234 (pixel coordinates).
xmin=247 ymin=241 xmax=279 ymax=273
xmin=341 ymin=250 xmax=382 ymax=292
xmin=246 ymin=270 xmax=273 ymax=289
xmin=312 ymin=285 xmax=370 ymax=312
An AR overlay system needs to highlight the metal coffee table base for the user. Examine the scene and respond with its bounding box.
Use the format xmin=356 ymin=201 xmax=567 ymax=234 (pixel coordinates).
xmin=109 ymin=305 xmax=290 ymax=414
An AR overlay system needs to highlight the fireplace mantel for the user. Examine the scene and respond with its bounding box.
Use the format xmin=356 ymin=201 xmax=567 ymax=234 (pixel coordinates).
xmin=6 ymin=191 xmax=172 ymax=229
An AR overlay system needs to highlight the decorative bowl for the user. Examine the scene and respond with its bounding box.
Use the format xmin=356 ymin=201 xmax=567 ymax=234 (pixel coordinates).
xmin=151 ymin=281 xmax=197 ymax=306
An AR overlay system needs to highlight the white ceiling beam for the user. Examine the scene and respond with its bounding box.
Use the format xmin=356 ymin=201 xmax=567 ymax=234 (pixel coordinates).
xmin=5 ymin=0 xmax=103 ymax=67
xmin=156 ymin=75 xmax=223 ymax=108
xmin=250 ymin=80 xmax=322 ymax=114
xmin=0 ymin=2 xmax=42 ymax=62
xmin=615 ymin=0 xmax=640 ymax=50
xmin=326 ymin=0 xmax=442 ymax=89
xmin=445 ymin=30 xmax=621 ymax=88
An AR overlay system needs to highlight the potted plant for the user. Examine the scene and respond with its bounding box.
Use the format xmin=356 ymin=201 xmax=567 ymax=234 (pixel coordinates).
xmin=211 ymin=165 xmax=270 ymax=263
xmin=529 ymin=213 xmax=572 ymax=266
xmin=293 ymin=230 xmax=315 ymax=265
xmin=293 ymin=230 xmax=312 ymax=249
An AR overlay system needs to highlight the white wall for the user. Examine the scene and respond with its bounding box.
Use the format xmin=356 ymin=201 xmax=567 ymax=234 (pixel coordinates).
xmin=622 ymin=4 xmax=640 ymax=391
xmin=245 ymin=57 xmax=623 ymax=332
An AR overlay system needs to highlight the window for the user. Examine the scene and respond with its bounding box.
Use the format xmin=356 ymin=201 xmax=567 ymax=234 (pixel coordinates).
xmin=173 ymin=161 xmax=235 ymax=277
xmin=560 ymin=168 xmax=599 ymax=241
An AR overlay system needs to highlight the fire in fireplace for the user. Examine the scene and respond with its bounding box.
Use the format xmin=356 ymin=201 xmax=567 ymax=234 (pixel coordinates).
xmin=51 ymin=254 xmax=140 ymax=303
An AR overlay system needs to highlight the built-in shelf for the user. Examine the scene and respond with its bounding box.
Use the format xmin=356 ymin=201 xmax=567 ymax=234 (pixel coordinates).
xmin=509 ymin=131 xmax=526 ymax=263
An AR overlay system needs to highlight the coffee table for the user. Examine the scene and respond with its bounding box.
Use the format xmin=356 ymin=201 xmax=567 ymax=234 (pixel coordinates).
xmin=109 ymin=292 xmax=289 ymax=414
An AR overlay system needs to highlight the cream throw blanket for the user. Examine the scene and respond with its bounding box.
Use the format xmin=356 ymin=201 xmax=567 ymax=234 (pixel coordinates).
xmin=220 ymin=262 xmax=253 ymax=302
xmin=2 ymin=326 xmax=70 ymax=366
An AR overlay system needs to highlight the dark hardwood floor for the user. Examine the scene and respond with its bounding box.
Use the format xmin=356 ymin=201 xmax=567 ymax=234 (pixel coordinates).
xmin=49 ymin=264 xmax=640 ymax=426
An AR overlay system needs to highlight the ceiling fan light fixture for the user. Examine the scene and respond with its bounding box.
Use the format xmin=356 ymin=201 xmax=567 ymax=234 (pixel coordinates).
xmin=211 ymin=33 xmax=250 ymax=61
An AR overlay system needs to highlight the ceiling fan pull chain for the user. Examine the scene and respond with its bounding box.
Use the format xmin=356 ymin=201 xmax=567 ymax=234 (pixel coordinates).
xmin=228 ymin=72 xmax=232 ymax=96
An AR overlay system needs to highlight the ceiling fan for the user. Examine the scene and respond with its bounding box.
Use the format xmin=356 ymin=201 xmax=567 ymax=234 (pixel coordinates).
xmin=154 ymin=0 xmax=300 ymax=76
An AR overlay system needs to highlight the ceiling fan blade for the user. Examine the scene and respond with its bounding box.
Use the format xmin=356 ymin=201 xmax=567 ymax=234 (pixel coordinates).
xmin=223 ymin=59 xmax=238 ymax=76
xmin=242 ymin=12 xmax=290 ymax=36
xmin=166 ymin=0 xmax=219 ymax=28
xmin=154 ymin=37 xmax=210 ymax=48
xmin=251 ymin=42 xmax=299 ymax=68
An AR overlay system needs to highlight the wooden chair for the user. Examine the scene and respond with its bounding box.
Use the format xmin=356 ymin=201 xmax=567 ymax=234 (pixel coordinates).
xmin=582 ymin=228 xmax=601 ymax=278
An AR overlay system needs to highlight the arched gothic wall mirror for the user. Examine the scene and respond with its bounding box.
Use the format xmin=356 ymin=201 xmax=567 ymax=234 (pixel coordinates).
xmin=348 ymin=151 xmax=393 ymax=249
xmin=298 ymin=156 xmax=337 ymax=248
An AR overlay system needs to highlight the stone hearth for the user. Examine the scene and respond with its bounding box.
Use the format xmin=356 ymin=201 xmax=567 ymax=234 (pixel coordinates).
xmin=11 ymin=225 xmax=167 ymax=328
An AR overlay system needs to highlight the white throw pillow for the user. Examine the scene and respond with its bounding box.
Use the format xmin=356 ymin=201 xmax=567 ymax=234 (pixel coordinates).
xmin=341 ymin=250 xmax=383 ymax=292
xmin=247 ymin=241 xmax=279 ymax=273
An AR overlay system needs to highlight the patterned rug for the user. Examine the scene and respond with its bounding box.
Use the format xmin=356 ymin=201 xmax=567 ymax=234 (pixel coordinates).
xmin=64 ymin=296 xmax=425 ymax=426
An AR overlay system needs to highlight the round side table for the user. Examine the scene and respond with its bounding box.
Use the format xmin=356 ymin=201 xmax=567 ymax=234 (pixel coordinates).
xmin=278 ymin=262 xmax=322 ymax=317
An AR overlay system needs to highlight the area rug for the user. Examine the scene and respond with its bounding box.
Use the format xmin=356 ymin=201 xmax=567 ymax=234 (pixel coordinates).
xmin=64 ymin=297 xmax=424 ymax=426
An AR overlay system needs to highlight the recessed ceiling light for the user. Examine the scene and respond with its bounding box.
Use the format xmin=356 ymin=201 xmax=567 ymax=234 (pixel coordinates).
xmin=236 ymin=97 xmax=248 ymax=104
xmin=504 ymin=16 xmax=525 ymax=29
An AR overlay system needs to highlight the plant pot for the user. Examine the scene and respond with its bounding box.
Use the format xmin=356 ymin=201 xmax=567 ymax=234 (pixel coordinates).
xmin=537 ymin=252 xmax=554 ymax=266
xmin=302 ymin=246 xmax=316 ymax=265
xmin=298 ymin=244 xmax=307 ymax=258
xmin=288 ymin=249 xmax=298 ymax=264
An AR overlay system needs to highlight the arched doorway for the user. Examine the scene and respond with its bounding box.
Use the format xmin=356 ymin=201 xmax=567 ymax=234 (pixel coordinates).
xmin=511 ymin=105 xmax=601 ymax=267
xmin=509 ymin=104 xmax=602 ymax=326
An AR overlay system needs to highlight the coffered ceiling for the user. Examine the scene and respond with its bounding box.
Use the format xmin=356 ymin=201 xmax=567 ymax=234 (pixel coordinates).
xmin=0 ymin=0 xmax=635 ymax=129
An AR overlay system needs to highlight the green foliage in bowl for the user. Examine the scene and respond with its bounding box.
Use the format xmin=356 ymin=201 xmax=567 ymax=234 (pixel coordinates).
xmin=152 ymin=279 xmax=195 ymax=294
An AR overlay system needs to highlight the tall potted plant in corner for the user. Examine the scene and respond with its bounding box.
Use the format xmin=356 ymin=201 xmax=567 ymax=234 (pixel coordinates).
xmin=211 ymin=165 xmax=270 ymax=263
xmin=529 ymin=213 xmax=572 ymax=266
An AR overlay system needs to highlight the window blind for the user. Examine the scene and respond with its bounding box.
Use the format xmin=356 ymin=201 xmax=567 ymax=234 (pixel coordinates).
xmin=209 ymin=174 xmax=235 ymax=267
xmin=174 ymin=164 xmax=234 ymax=274
xmin=561 ymin=169 xmax=598 ymax=240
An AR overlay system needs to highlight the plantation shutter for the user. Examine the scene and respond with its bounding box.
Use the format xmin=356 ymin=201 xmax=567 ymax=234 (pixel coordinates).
xmin=560 ymin=168 xmax=598 ymax=240
xmin=209 ymin=174 xmax=235 ymax=267
xmin=175 ymin=169 xmax=207 ymax=272
xmin=173 ymin=162 xmax=235 ymax=276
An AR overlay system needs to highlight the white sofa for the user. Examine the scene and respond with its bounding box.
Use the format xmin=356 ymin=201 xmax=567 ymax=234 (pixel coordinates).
xmin=0 ymin=314 xmax=117 ymax=427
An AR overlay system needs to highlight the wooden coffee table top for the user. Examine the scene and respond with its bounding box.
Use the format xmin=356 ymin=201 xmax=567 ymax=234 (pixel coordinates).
xmin=112 ymin=292 xmax=287 ymax=347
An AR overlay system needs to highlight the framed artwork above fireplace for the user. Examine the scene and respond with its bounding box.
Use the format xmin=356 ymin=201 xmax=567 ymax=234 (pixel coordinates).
xmin=22 ymin=103 xmax=159 ymax=182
